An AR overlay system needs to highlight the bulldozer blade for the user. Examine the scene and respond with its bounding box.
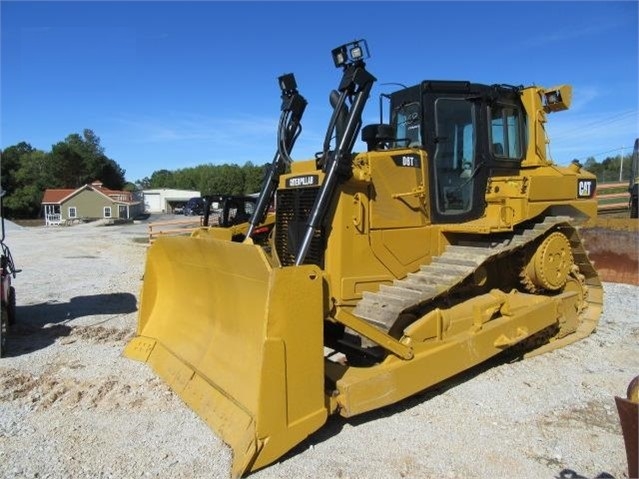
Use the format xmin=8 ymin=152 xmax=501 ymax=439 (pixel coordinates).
xmin=124 ymin=236 xmax=327 ymax=477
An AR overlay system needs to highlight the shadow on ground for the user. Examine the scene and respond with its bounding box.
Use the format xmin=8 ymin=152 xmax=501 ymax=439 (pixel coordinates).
xmin=6 ymin=292 xmax=137 ymax=356
xmin=556 ymin=468 xmax=615 ymax=479
xmin=271 ymin=349 xmax=524 ymax=470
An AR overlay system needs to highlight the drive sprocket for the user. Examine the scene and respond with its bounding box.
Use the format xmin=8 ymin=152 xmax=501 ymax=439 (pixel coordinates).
xmin=520 ymin=231 xmax=573 ymax=293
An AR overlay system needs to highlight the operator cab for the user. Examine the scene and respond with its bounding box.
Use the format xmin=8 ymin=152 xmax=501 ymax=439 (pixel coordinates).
xmin=363 ymin=81 xmax=527 ymax=224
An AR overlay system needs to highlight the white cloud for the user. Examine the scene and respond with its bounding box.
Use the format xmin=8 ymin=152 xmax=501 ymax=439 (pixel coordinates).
xmin=568 ymin=86 xmax=600 ymax=112
xmin=522 ymin=21 xmax=623 ymax=48
xmin=109 ymin=112 xmax=278 ymax=145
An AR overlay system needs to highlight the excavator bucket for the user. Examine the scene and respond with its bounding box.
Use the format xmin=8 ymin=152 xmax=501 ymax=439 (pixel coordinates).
xmin=124 ymin=235 xmax=327 ymax=477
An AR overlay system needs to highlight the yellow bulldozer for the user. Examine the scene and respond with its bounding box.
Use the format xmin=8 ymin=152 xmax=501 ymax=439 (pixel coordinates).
xmin=124 ymin=39 xmax=602 ymax=477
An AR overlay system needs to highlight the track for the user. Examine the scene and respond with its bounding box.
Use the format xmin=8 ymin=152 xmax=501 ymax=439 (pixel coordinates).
xmin=353 ymin=216 xmax=603 ymax=354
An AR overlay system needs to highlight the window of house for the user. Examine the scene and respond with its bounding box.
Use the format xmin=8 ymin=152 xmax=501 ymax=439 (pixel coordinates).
xmin=103 ymin=207 xmax=112 ymax=218
xmin=68 ymin=207 xmax=77 ymax=218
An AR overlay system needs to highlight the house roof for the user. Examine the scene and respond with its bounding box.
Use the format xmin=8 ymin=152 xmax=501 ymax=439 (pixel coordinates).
xmin=42 ymin=189 xmax=75 ymax=204
xmin=42 ymin=181 xmax=138 ymax=205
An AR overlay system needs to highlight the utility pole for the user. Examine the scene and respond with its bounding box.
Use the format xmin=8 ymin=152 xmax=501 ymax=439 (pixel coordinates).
xmin=619 ymin=146 xmax=624 ymax=182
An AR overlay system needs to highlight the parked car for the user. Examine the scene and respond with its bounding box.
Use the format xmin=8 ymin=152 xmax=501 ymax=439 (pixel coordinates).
xmin=184 ymin=197 xmax=204 ymax=216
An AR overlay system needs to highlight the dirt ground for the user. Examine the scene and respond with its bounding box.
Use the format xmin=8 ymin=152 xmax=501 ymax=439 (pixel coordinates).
xmin=581 ymin=218 xmax=639 ymax=285
xmin=0 ymin=217 xmax=637 ymax=479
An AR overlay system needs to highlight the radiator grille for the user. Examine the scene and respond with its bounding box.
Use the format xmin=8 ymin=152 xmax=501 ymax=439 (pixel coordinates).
xmin=275 ymin=187 xmax=324 ymax=267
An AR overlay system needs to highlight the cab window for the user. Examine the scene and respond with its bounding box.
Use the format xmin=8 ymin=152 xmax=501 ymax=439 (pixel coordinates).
xmin=490 ymin=104 xmax=524 ymax=159
xmin=433 ymin=98 xmax=476 ymax=215
xmin=392 ymin=102 xmax=422 ymax=147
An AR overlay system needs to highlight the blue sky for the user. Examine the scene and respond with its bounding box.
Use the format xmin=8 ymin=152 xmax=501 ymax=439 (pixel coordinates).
xmin=1 ymin=1 xmax=638 ymax=183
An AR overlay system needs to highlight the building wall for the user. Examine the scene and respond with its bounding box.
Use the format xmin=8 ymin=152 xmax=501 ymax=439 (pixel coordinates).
xmin=142 ymin=189 xmax=200 ymax=213
xmin=144 ymin=193 xmax=163 ymax=213
xmin=60 ymin=188 xmax=117 ymax=219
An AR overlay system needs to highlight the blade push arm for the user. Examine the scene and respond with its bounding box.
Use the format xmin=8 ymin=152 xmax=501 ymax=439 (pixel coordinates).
xmin=294 ymin=40 xmax=376 ymax=265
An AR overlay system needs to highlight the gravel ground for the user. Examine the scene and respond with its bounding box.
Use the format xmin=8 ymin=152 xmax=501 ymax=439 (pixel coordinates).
xmin=0 ymin=219 xmax=637 ymax=479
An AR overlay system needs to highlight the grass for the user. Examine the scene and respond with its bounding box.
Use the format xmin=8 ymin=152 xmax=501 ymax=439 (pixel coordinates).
xmin=11 ymin=218 xmax=45 ymax=227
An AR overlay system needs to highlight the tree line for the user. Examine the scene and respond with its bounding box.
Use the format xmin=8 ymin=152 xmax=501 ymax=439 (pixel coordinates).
xmin=1 ymin=130 xmax=127 ymax=219
xmin=582 ymin=152 xmax=636 ymax=184
xmin=0 ymin=129 xmax=269 ymax=219
xmin=136 ymin=162 xmax=267 ymax=199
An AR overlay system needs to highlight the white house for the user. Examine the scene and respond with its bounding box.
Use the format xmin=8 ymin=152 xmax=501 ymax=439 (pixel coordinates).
xmin=142 ymin=189 xmax=200 ymax=213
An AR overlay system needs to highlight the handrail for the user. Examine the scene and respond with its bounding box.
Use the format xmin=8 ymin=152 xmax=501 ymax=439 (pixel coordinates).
xmin=597 ymin=182 xmax=627 ymax=190
xmin=597 ymin=182 xmax=630 ymax=213
xmin=148 ymin=217 xmax=208 ymax=243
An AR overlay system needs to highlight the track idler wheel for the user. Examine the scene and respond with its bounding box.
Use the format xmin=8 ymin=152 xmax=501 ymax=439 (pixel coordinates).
xmin=522 ymin=231 xmax=573 ymax=292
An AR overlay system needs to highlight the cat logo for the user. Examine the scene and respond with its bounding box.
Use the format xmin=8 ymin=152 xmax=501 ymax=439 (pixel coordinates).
xmin=577 ymin=179 xmax=596 ymax=198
